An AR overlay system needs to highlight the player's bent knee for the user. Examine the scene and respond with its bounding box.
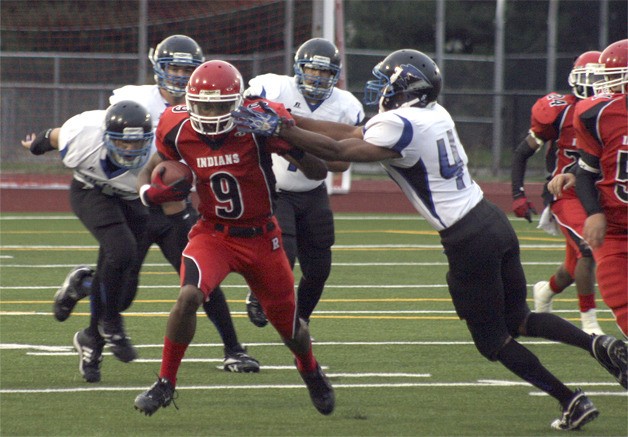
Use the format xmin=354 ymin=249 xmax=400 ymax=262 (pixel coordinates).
xmin=175 ymin=285 xmax=204 ymax=315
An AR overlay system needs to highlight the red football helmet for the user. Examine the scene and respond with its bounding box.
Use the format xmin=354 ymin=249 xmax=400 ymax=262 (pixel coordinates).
xmin=593 ymin=39 xmax=628 ymax=95
xmin=568 ymin=51 xmax=602 ymax=99
xmin=185 ymin=60 xmax=244 ymax=135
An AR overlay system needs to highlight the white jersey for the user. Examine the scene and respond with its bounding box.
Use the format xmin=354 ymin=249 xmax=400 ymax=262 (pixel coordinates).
xmin=58 ymin=110 xmax=146 ymax=200
xmin=245 ymin=73 xmax=364 ymax=192
xmin=109 ymin=84 xmax=168 ymax=130
xmin=363 ymin=103 xmax=483 ymax=231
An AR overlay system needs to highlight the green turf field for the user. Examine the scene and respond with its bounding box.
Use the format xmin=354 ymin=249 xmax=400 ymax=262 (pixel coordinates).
xmin=1 ymin=212 xmax=626 ymax=436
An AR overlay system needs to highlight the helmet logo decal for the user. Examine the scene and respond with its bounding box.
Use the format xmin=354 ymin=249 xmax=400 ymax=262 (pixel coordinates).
xmin=392 ymin=64 xmax=432 ymax=91
xmin=200 ymin=90 xmax=221 ymax=96
xmin=171 ymin=52 xmax=194 ymax=65
xmin=306 ymin=55 xmax=332 ymax=69
xmin=121 ymin=127 xmax=144 ymax=140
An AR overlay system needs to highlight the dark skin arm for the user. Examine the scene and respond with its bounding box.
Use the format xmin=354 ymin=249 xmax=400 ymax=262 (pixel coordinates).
xmin=137 ymin=152 xmax=163 ymax=190
xmin=290 ymin=114 xmax=352 ymax=172
xmin=282 ymin=151 xmax=328 ymax=181
xmin=279 ymin=117 xmax=400 ymax=163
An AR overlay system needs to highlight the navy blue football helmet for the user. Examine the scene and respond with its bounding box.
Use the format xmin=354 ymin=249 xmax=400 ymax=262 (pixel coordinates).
xmin=364 ymin=49 xmax=442 ymax=112
xmin=294 ymin=38 xmax=341 ymax=101
xmin=103 ymin=100 xmax=153 ymax=169
xmin=149 ymin=35 xmax=204 ymax=97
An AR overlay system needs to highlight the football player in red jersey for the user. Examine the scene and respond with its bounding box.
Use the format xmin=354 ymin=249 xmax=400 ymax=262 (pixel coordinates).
xmin=572 ymin=40 xmax=628 ymax=336
xmin=133 ymin=60 xmax=335 ymax=417
xmin=511 ymin=51 xmax=604 ymax=334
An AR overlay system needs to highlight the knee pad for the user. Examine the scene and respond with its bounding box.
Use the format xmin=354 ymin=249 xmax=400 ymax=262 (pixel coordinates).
xmin=299 ymin=248 xmax=332 ymax=283
xmin=506 ymin=312 xmax=528 ymax=338
xmin=306 ymin=217 xmax=335 ymax=250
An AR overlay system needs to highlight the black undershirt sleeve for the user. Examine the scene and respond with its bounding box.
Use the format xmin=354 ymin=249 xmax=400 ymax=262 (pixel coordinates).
xmin=575 ymin=150 xmax=603 ymax=216
xmin=511 ymin=139 xmax=537 ymax=198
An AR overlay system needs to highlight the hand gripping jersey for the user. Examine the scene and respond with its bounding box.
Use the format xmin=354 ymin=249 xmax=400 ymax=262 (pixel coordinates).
xmin=155 ymin=98 xmax=295 ymax=225
xmin=58 ymin=110 xmax=145 ymax=200
xmin=246 ymin=73 xmax=364 ymax=192
xmin=530 ymin=93 xmax=580 ymax=200
xmin=574 ymin=93 xmax=628 ymax=233
xmin=363 ymin=103 xmax=483 ymax=231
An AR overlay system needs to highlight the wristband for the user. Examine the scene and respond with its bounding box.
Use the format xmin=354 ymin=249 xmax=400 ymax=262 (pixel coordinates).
xmin=139 ymin=184 xmax=152 ymax=207
xmin=30 ymin=129 xmax=55 ymax=155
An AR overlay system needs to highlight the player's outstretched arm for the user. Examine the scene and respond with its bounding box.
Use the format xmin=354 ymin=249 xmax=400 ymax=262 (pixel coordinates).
xmin=283 ymin=149 xmax=328 ymax=181
xmin=280 ymin=125 xmax=399 ymax=164
xmin=21 ymin=128 xmax=60 ymax=155
xmin=292 ymin=114 xmax=363 ymax=141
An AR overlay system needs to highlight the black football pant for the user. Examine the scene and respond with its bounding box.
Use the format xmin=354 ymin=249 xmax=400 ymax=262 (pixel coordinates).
xmin=275 ymin=184 xmax=335 ymax=322
xmin=69 ymin=179 xmax=147 ymax=335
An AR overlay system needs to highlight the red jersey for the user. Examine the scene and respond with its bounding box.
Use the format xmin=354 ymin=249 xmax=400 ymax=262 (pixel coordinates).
xmin=155 ymin=98 xmax=294 ymax=226
xmin=574 ymin=93 xmax=628 ymax=232
xmin=530 ymin=93 xmax=580 ymax=200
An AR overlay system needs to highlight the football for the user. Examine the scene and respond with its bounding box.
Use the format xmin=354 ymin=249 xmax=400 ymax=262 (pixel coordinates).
xmin=151 ymin=160 xmax=194 ymax=187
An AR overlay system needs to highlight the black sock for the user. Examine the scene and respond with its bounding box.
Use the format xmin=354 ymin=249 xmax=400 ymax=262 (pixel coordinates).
xmin=525 ymin=312 xmax=592 ymax=353
xmin=203 ymin=287 xmax=239 ymax=351
xmin=497 ymin=339 xmax=574 ymax=407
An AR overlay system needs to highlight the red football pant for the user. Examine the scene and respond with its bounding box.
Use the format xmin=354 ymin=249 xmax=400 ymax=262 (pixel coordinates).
xmin=592 ymin=233 xmax=628 ymax=336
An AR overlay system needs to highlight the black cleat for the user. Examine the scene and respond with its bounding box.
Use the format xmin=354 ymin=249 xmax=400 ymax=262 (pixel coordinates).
xmin=298 ymin=362 xmax=335 ymax=415
xmin=53 ymin=265 xmax=93 ymax=322
xmin=134 ymin=377 xmax=177 ymax=416
xmin=246 ymin=291 xmax=268 ymax=327
xmin=223 ymin=346 xmax=260 ymax=373
xmin=98 ymin=316 xmax=137 ymax=363
xmin=592 ymin=335 xmax=627 ymax=389
xmin=73 ymin=329 xmax=104 ymax=383
xmin=551 ymin=389 xmax=599 ymax=431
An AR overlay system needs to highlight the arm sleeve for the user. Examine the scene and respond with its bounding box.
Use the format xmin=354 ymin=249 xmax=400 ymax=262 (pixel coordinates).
xmin=510 ymin=138 xmax=537 ymax=198
xmin=575 ymin=151 xmax=603 ymax=216
xmin=29 ymin=129 xmax=56 ymax=155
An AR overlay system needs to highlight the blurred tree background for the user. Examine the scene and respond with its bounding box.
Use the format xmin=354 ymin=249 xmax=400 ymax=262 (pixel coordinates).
xmin=1 ymin=0 xmax=626 ymax=176
xmin=345 ymin=0 xmax=625 ymax=54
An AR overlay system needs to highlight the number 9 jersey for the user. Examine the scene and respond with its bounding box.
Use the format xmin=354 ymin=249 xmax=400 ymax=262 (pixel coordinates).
xmin=154 ymin=98 xmax=295 ymax=226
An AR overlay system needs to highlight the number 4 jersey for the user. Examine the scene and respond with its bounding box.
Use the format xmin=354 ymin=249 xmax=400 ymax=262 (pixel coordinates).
xmin=363 ymin=103 xmax=483 ymax=231
xmin=574 ymin=93 xmax=628 ymax=233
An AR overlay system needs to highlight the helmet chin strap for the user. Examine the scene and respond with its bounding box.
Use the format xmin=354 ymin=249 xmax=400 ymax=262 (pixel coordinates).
xmin=399 ymin=97 xmax=421 ymax=109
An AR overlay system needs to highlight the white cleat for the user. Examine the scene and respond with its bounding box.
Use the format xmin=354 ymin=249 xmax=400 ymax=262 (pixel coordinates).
xmin=581 ymin=309 xmax=605 ymax=335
